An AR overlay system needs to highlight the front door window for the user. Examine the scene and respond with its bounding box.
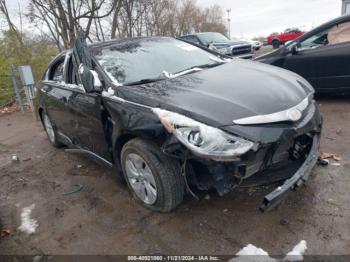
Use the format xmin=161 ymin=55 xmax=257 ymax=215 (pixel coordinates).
xmin=299 ymin=21 xmax=350 ymax=50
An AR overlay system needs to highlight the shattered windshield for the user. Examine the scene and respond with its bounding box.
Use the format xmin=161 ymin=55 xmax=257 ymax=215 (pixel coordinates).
xmin=94 ymin=38 xmax=220 ymax=85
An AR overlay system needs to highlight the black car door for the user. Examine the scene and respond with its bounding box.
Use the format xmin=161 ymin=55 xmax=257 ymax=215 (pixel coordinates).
xmin=41 ymin=55 xmax=74 ymax=142
xmin=282 ymin=21 xmax=350 ymax=92
xmin=64 ymin=57 xmax=111 ymax=161
xmin=62 ymin=34 xmax=112 ymax=162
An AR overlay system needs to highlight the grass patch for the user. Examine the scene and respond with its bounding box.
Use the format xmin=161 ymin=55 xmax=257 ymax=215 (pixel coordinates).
xmin=0 ymin=86 xmax=15 ymax=107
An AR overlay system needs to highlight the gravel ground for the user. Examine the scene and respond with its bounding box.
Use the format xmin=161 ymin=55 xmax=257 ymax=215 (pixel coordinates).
xmin=254 ymin=45 xmax=274 ymax=58
xmin=0 ymin=83 xmax=350 ymax=256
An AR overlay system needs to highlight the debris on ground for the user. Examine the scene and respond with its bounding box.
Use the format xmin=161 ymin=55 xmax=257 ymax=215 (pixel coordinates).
xmin=76 ymin=164 xmax=83 ymax=169
xmin=318 ymin=158 xmax=329 ymax=166
xmin=204 ymin=194 xmax=211 ymax=200
xmin=336 ymin=129 xmax=342 ymax=135
xmin=63 ymin=184 xmax=83 ymax=196
xmin=0 ymin=229 xmax=10 ymax=238
xmin=320 ymin=152 xmax=341 ymax=161
xmin=280 ymin=218 xmax=289 ymax=226
xmin=327 ymin=198 xmax=335 ymax=204
xmin=11 ymin=154 xmax=19 ymax=162
xmin=18 ymin=204 xmax=38 ymax=234
xmin=0 ymin=102 xmax=19 ymax=114
xmin=331 ymin=163 xmax=341 ymax=167
xmin=223 ymin=209 xmax=228 ymax=213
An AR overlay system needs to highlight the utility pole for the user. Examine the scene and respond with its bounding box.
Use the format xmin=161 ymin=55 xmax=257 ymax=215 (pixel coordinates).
xmin=226 ymin=8 xmax=231 ymax=39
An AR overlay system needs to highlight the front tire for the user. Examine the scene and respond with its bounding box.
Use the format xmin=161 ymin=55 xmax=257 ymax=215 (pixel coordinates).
xmin=42 ymin=112 xmax=62 ymax=148
xmin=121 ymin=138 xmax=185 ymax=212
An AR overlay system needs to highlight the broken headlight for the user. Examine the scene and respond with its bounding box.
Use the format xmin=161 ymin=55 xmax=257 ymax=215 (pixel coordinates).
xmin=152 ymin=108 xmax=255 ymax=161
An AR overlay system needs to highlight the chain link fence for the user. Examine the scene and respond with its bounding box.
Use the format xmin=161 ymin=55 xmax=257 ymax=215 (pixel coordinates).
xmin=0 ymin=66 xmax=32 ymax=114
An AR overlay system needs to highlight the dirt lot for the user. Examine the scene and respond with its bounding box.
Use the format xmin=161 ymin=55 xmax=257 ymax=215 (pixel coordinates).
xmin=1 ymin=95 xmax=350 ymax=257
xmin=254 ymin=45 xmax=274 ymax=58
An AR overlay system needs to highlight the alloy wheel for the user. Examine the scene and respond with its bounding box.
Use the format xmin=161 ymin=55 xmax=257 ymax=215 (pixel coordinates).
xmin=125 ymin=153 xmax=157 ymax=205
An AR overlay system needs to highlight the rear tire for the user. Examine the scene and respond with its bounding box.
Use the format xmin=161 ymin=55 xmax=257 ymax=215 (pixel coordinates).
xmin=121 ymin=138 xmax=185 ymax=212
xmin=272 ymin=39 xmax=280 ymax=49
xmin=42 ymin=112 xmax=62 ymax=148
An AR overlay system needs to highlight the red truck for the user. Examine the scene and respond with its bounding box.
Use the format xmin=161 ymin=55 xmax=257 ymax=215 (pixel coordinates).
xmin=267 ymin=28 xmax=305 ymax=49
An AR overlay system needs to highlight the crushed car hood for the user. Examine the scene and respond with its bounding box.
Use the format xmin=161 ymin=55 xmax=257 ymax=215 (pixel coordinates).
xmin=117 ymin=59 xmax=313 ymax=127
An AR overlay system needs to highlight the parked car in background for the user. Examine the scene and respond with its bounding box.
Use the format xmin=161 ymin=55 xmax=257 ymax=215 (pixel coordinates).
xmin=179 ymin=32 xmax=253 ymax=59
xmin=249 ymin=39 xmax=263 ymax=50
xmin=256 ymin=15 xmax=350 ymax=93
xmin=38 ymin=33 xmax=322 ymax=212
xmin=267 ymin=28 xmax=305 ymax=49
xmin=237 ymin=38 xmax=263 ymax=50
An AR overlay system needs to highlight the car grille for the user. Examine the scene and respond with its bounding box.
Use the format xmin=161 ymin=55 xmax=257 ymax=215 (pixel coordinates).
xmin=232 ymin=45 xmax=252 ymax=56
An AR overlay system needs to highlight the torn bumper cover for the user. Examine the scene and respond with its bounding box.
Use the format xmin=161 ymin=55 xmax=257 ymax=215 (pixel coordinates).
xmin=157 ymin=102 xmax=322 ymax=211
xmin=260 ymin=134 xmax=320 ymax=212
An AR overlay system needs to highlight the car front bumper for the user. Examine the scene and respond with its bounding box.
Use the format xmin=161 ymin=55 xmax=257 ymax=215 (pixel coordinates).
xmin=167 ymin=102 xmax=322 ymax=211
xmin=259 ymin=134 xmax=320 ymax=212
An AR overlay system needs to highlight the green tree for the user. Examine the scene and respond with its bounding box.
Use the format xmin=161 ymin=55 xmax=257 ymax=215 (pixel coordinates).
xmin=0 ymin=31 xmax=58 ymax=106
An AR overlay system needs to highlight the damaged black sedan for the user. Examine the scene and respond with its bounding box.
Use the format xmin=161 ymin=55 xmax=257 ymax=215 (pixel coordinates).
xmin=37 ymin=34 xmax=322 ymax=212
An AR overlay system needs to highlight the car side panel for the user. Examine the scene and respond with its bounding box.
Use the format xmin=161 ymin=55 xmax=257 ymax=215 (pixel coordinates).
xmin=101 ymin=96 xmax=166 ymax=162
xmin=282 ymin=42 xmax=350 ymax=91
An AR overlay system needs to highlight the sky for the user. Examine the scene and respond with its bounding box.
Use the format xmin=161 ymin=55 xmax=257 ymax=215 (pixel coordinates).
xmin=2 ymin=0 xmax=344 ymax=39
xmin=199 ymin=0 xmax=342 ymax=38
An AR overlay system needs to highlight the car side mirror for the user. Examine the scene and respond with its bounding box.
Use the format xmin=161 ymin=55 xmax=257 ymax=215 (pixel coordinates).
xmin=290 ymin=44 xmax=299 ymax=55
xmin=78 ymin=64 xmax=102 ymax=92
xmin=284 ymin=42 xmax=299 ymax=55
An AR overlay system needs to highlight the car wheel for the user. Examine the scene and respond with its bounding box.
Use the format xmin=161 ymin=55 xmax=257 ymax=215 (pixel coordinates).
xmin=121 ymin=138 xmax=185 ymax=212
xmin=42 ymin=112 xmax=62 ymax=148
xmin=272 ymin=40 xmax=280 ymax=49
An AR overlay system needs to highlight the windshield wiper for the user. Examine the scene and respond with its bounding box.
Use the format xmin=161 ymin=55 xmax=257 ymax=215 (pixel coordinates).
xmin=125 ymin=77 xmax=166 ymax=86
xmin=125 ymin=62 xmax=225 ymax=84
xmin=163 ymin=62 xmax=224 ymax=79
xmin=196 ymin=62 xmax=225 ymax=69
